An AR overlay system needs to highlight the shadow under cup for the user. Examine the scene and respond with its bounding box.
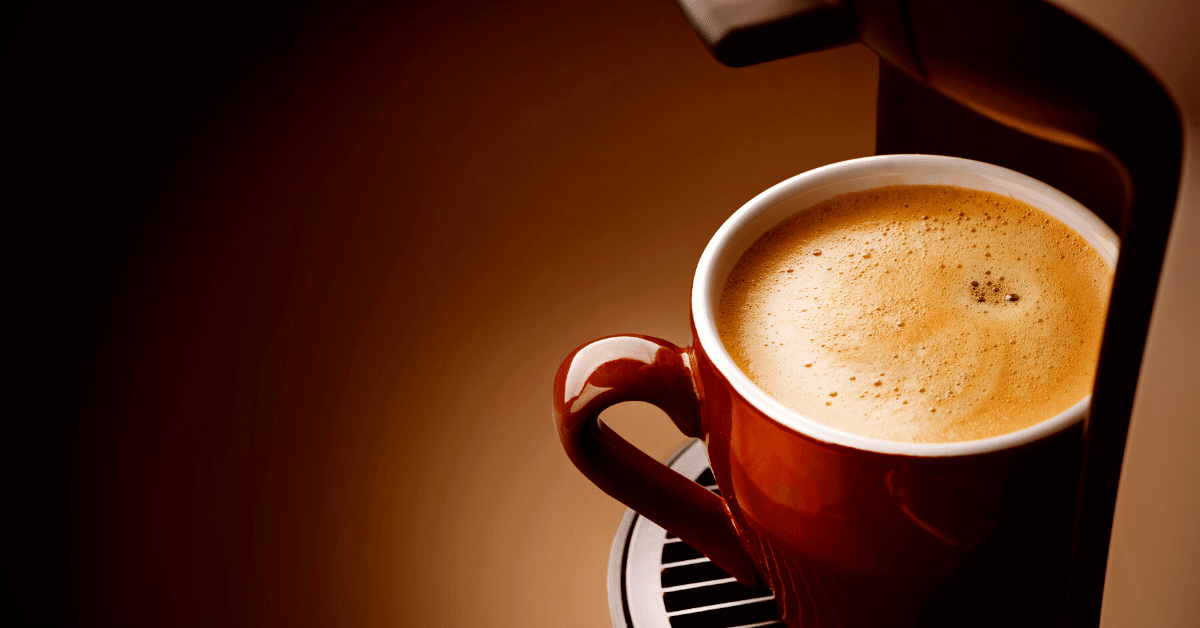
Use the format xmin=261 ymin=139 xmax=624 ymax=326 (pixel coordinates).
xmin=555 ymin=155 xmax=1117 ymax=628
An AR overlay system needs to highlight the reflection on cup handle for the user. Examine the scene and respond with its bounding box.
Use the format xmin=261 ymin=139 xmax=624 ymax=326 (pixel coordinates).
xmin=553 ymin=334 xmax=761 ymax=586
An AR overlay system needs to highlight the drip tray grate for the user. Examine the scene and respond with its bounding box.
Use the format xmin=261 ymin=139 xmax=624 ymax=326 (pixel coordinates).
xmin=607 ymin=439 xmax=783 ymax=628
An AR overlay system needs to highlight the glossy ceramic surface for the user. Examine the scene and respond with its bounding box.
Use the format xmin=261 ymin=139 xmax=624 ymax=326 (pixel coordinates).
xmin=554 ymin=155 xmax=1115 ymax=627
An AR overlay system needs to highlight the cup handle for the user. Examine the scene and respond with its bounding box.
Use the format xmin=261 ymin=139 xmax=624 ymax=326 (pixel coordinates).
xmin=553 ymin=335 xmax=760 ymax=586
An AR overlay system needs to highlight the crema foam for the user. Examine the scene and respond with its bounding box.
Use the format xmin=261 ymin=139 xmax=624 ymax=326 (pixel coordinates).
xmin=718 ymin=185 xmax=1112 ymax=443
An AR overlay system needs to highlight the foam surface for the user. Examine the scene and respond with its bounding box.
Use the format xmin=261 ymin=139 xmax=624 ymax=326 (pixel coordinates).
xmin=718 ymin=185 xmax=1112 ymax=443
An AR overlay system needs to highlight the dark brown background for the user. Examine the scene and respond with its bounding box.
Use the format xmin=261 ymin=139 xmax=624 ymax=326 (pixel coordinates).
xmin=48 ymin=1 xmax=877 ymax=625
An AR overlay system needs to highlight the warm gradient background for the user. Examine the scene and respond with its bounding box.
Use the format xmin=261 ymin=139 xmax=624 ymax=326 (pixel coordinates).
xmin=59 ymin=1 xmax=877 ymax=626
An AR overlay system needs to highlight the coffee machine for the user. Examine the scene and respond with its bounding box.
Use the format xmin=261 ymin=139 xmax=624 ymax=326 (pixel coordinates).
xmin=606 ymin=1 xmax=1196 ymax=626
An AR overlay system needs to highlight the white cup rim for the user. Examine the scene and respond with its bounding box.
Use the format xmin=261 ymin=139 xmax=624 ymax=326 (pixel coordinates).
xmin=692 ymin=155 xmax=1119 ymax=457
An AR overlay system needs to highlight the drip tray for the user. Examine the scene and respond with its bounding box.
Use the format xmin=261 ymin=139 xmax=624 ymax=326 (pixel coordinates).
xmin=607 ymin=439 xmax=783 ymax=628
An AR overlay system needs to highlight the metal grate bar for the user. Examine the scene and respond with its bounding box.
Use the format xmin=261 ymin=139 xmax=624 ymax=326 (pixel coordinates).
xmin=661 ymin=561 xmax=733 ymax=588
xmin=664 ymin=581 xmax=776 ymax=612
xmin=667 ymin=595 xmax=775 ymax=617
xmin=667 ymin=599 xmax=780 ymax=628
xmin=661 ymin=577 xmax=738 ymax=593
xmin=662 ymin=556 xmax=712 ymax=567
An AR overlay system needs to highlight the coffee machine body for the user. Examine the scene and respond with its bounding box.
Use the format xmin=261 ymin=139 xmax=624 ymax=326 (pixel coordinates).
xmin=675 ymin=0 xmax=1199 ymax=626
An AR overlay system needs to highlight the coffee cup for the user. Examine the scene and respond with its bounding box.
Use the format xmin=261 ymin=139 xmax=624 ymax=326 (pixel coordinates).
xmin=553 ymin=155 xmax=1117 ymax=627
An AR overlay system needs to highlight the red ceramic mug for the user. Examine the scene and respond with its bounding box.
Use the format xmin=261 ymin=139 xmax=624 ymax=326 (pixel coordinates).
xmin=553 ymin=155 xmax=1117 ymax=627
